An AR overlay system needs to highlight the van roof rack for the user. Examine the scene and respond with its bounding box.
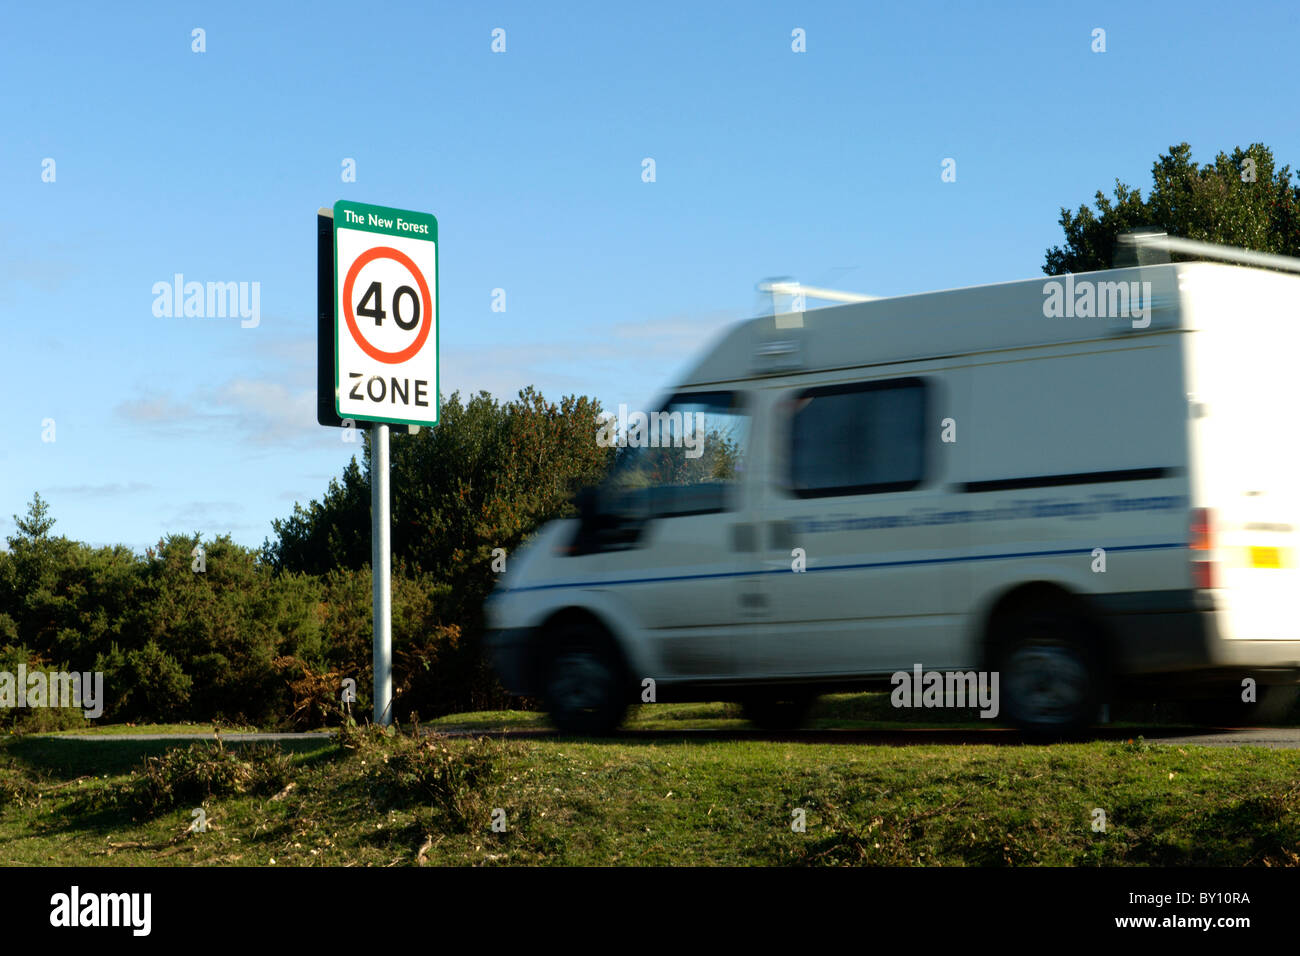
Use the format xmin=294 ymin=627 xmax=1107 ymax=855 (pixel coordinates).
xmin=1116 ymin=234 xmax=1300 ymax=274
xmin=756 ymin=279 xmax=879 ymax=308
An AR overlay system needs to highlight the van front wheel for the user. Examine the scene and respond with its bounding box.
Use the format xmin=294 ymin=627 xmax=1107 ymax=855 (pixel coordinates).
xmin=996 ymin=608 xmax=1100 ymax=737
xmin=542 ymin=623 xmax=628 ymax=736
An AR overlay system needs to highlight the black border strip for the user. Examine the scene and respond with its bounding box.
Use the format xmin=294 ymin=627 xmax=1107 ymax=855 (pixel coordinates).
xmin=317 ymin=212 xmax=346 ymax=428
xmin=961 ymin=466 xmax=1174 ymax=493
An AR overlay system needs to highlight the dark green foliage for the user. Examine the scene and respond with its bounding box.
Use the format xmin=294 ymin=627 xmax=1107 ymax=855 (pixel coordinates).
xmin=129 ymin=741 xmax=293 ymax=813
xmin=263 ymin=388 xmax=613 ymax=582
xmin=260 ymin=457 xmax=371 ymax=578
xmin=0 ymin=496 xmax=146 ymax=671
xmin=1045 ymin=143 xmax=1300 ymax=274
xmin=0 ymin=386 xmax=613 ymax=727
xmin=262 ymin=387 xmax=616 ymax=718
xmin=0 ymin=641 xmax=89 ymax=733
xmin=95 ymin=641 xmax=193 ymax=722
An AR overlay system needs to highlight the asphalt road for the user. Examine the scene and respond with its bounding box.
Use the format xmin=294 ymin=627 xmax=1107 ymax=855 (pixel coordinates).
xmin=49 ymin=726 xmax=1300 ymax=748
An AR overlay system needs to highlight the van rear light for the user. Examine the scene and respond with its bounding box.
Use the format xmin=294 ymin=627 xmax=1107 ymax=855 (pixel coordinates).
xmin=1189 ymin=508 xmax=1213 ymax=550
xmin=1190 ymin=507 xmax=1217 ymax=588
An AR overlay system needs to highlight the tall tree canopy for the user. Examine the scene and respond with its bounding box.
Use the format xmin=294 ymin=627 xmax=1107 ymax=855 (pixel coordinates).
xmin=1044 ymin=143 xmax=1300 ymax=275
xmin=263 ymin=386 xmax=614 ymax=621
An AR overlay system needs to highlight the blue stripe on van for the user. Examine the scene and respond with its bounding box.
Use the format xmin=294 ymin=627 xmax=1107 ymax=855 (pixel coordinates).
xmin=502 ymin=541 xmax=1188 ymax=593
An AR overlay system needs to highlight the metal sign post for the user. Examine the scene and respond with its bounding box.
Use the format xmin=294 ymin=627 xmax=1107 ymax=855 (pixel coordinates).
xmin=371 ymin=422 xmax=391 ymax=726
xmin=319 ymin=200 xmax=439 ymax=727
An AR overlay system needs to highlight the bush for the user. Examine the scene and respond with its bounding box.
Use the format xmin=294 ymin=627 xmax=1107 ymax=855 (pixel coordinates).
xmin=130 ymin=740 xmax=293 ymax=814
xmin=1 ymin=399 xmax=609 ymax=732
xmin=96 ymin=640 xmax=193 ymax=722
xmin=0 ymin=499 xmax=339 ymax=728
xmin=0 ymin=645 xmax=91 ymax=734
xmin=0 ymin=768 xmax=38 ymax=809
xmin=273 ymin=656 xmax=350 ymax=730
xmin=263 ymin=388 xmax=618 ymax=716
xmin=349 ymin=729 xmax=499 ymax=833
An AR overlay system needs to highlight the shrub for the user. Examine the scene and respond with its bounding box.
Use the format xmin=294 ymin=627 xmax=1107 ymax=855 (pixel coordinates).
xmin=0 ymin=768 xmax=38 ymax=809
xmin=0 ymin=645 xmax=90 ymax=733
xmin=273 ymin=656 xmax=350 ymax=729
xmin=130 ymin=740 xmax=293 ymax=814
xmin=355 ymin=731 xmax=499 ymax=833
xmin=96 ymin=640 xmax=193 ymax=722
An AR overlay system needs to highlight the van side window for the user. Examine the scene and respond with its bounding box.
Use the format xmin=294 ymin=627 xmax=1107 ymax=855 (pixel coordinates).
xmin=787 ymin=378 xmax=926 ymax=497
xmin=603 ymin=391 xmax=750 ymax=516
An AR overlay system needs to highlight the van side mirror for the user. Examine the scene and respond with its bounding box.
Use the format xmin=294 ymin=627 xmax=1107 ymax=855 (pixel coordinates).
xmin=568 ymin=485 xmax=650 ymax=554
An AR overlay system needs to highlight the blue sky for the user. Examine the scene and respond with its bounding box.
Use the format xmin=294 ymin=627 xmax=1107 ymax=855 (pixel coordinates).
xmin=3 ymin=0 xmax=1297 ymax=552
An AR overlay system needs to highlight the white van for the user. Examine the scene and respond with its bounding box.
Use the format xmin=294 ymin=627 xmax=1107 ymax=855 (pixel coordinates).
xmin=484 ymin=262 xmax=1300 ymax=735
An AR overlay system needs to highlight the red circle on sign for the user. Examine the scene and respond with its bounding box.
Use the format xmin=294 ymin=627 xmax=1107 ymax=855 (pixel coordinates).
xmin=342 ymin=246 xmax=433 ymax=364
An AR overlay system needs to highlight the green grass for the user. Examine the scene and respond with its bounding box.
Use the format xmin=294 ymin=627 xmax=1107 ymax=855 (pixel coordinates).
xmin=1 ymin=725 xmax=1297 ymax=866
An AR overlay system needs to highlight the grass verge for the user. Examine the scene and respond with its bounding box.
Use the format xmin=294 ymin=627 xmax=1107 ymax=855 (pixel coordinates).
xmin=1 ymin=726 xmax=1297 ymax=866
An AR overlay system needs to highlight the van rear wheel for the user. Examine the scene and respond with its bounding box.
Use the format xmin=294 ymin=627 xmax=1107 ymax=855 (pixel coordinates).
xmin=996 ymin=607 xmax=1100 ymax=738
xmin=542 ymin=621 xmax=628 ymax=736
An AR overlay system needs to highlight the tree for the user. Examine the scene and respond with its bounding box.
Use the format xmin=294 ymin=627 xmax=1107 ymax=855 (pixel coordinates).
xmin=264 ymin=387 xmax=614 ymax=587
xmin=1044 ymin=143 xmax=1300 ymax=274
xmin=0 ymin=495 xmax=149 ymax=695
xmin=11 ymin=492 xmax=55 ymax=542
xmin=261 ymin=387 xmax=616 ymax=713
xmin=261 ymin=457 xmax=370 ymax=576
xmin=2 ymin=493 xmax=79 ymax=657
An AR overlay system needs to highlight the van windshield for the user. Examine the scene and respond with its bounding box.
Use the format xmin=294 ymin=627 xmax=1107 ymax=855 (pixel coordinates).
xmin=602 ymin=391 xmax=749 ymax=516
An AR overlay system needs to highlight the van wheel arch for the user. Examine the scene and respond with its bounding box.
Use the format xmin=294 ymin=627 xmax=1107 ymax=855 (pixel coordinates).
xmin=534 ymin=609 xmax=634 ymax=734
xmin=536 ymin=608 xmax=630 ymax=673
xmin=980 ymin=583 xmax=1114 ymax=734
xmin=980 ymin=583 xmax=1111 ymax=671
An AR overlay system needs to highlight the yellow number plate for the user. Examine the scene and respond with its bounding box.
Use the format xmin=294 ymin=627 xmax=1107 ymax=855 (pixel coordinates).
xmin=1250 ymin=546 xmax=1283 ymax=569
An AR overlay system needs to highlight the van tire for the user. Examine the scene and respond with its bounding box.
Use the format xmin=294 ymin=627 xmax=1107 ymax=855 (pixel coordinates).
xmin=995 ymin=606 xmax=1100 ymax=738
xmin=742 ymin=692 xmax=815 ymax=732
xmin=541 ymin=620 xmax=628 ymax=736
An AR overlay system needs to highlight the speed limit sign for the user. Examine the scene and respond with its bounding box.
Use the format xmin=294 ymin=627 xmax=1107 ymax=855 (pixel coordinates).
xmin=333 ymin=200 xmax=438 ymax=426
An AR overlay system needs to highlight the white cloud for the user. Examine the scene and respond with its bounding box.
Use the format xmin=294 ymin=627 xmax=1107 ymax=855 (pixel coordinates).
xmin=114 ymin=378 xmax=316 ymax=446
xmin=206 ymin=378 xmax=317 ymax=442
xmin=439 ymin=308 xmax=740 ymax=405
xmin=163 ymin=499 xmax=255 ymax=532
xmin=113 ymin=307 xmax=742 ymax=444
xmin=45 ymin=481 xmax=154 ymax=498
